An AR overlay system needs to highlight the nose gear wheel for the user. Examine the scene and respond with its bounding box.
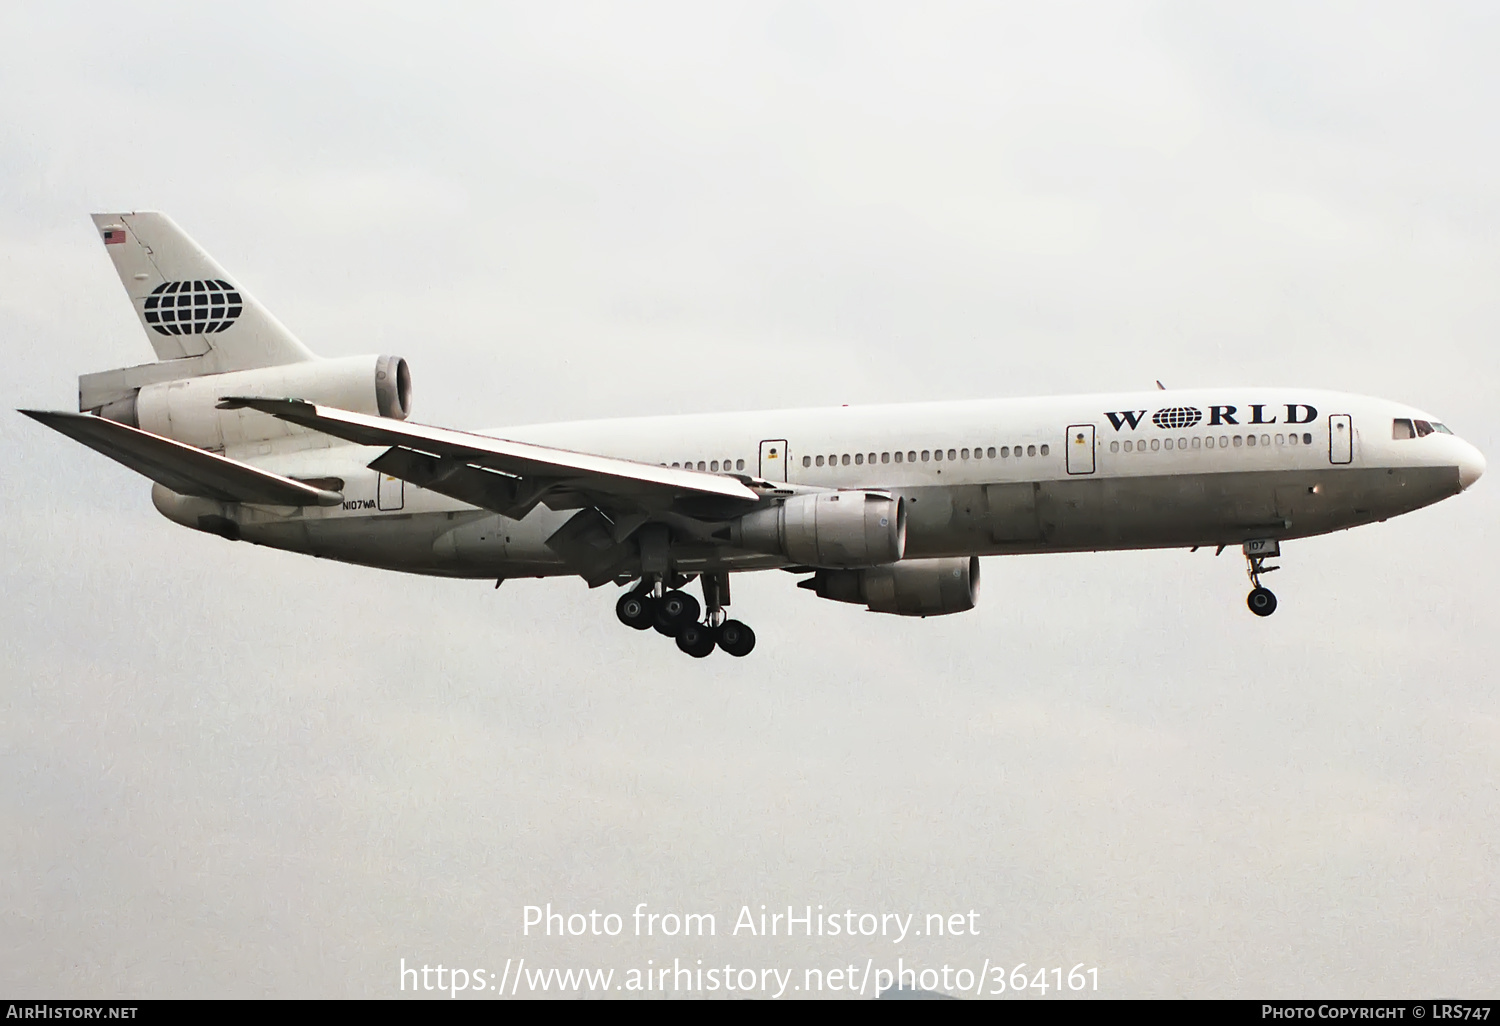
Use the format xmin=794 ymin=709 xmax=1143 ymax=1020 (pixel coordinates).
xmin=1243 ymin=543 xmax=1281 ymax=617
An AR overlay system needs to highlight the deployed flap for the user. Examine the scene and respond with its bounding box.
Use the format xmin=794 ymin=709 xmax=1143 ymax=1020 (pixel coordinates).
xmin=218 ymin=397 xmax=763 ymax=511
xmin=368 ymin=447 xmax=555 ymax=520
xmin=20 ymin=409 xmax=342 ymax=507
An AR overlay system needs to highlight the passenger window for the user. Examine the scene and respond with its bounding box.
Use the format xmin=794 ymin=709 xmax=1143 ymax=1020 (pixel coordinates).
xmin=1261 ymin=434 xmax=1270 ymax=446
xmin=1274 ymin=434 xmax=1284 ymax=445
xmin=1164 ymin=438 xmax=1173 ymax=451
xmin=1205 ymin=437 xmax=1214 ymax=449
xmin=1027 ymin=444 xmax=1036 ymax=456
xmin=672 ymin=462 xmax=680 ymax=468
xmin=1191 ymin=437 xmax=1201 ymax=449
xmin=1039 ymin=444 xmax=1049 ymax=455
xmin=1247 ymin=436 xmax=1256 ymax=447
xmin=1233 ymin=435 xmax=1243 ymax=447
xmin=711 ymin=460 xmax=719 ymax=471
xmin=908 ymin=451 xmax=917 ymax=462
xmin=869 ymin=453 xmax=876 ymax=464
xmin=1415 ymin=420 xmax=1434 ymax=437
xmin=947 ymin=449 xmax=956 ymax=460
xmin=1001 ymin=446 xmax=1010 ymax=457
xmin=1178 ymin=437 xmax=1186 ymax=449
xmin=894 ymin=451 xmax=903 ymax=463
xmin=801 ymin=456 xmax=811 ymax=468
xmin=855 ymin=453 xmax=864 ymax=465
xmin=934 ymin=449 xmax=943 ymax=461
xmin=921 ymin=450 xmax=930 ymax=462
xmin=815 ymin=455 xmax=824 ymax=467
xmin=842 ymin=454 xmax=850 ymax=465
xmin=1124 ymin=440 xmax=1133 ymax=452
xmin=1288 ymin=434 xmax=1298 ymax=445
xmin=736 ymin=459 xmax=745 ymax=470
xmin=961 ymin=448 xmax=970 ymax=459
xmin=1149 ymin=439 xmax=1159 ymax=451
xmin=1301 ymin=434 xmax=1311 ymax=445
xmin=987 ymin=447 xmax=996 ymax=458
xmin=882 ymin=452 xmax=890 ymax=464
xmin=1110 ymin=441 xmax=1120 ymax=453
xmin=698 ymin=461 xmax=706 ymax=470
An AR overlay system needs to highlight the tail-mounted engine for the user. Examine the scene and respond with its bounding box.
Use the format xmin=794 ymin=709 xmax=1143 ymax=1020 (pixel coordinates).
xmin=800 ymin=556 xmax=980 ymax=616
xmin=87 ymin=354 xmax=412 ymax=450
xmin=728 ymin=491 xmax=905 ymax=568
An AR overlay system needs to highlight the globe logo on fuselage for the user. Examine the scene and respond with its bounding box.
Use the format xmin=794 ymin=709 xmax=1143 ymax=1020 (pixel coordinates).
xmin=1152 ymin=406 xmax=1202 ymax=430
xmin=142 ymin=280 xmax=243 ymax=336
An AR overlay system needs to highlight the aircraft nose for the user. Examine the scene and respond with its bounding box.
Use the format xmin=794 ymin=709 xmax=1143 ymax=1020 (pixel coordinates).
xmin=1459 ymin=441 xmax=1486 ymax=490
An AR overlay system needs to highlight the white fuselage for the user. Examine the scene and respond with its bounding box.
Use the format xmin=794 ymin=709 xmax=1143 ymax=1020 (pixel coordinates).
xmin=153 ymin=387 xmax=1485 ymax=580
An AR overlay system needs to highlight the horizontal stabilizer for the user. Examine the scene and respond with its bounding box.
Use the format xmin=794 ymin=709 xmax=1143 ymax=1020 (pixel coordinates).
xmin=19 ymin=410 xmax=342 ymax=507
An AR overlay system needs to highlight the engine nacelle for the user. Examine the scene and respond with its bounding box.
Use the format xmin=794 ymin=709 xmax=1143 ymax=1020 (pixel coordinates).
xmin=802 ymin=556 xmax=980 ymax=616
xmin=729 ymin=492 xmax=905 ymax=568
xmin=98 ymin=355 xmax=412 ymax=450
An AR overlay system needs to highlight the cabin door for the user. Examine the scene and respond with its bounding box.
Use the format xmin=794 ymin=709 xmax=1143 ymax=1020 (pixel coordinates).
xmin=1066 ymin=424 xmax=1096 ymax=475
xmin=758 ymin=439 xmax=788 ymax=482
xmin=1329 ymin=414 xmax=1353 ymax=465
xmin=377 ymin=471 xmax=405 ymax=511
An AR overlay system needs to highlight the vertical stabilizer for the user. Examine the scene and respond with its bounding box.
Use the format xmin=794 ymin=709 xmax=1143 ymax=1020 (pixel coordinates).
xmin=90 ymin=212 xmax=316 ymax=372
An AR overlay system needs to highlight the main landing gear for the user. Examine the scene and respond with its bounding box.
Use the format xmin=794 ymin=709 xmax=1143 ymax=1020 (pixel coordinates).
xmin=615 ymin=572 xmax=756 ymax=658
xmin=1243 ymin=539 xmax=1280 ymax=617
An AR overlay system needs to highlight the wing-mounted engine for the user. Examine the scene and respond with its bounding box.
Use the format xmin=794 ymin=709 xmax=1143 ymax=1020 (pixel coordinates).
xmin=85 ymin=354 xmax=412 ymax=450
xmin=726 ymin=491 xmax=905 ymax=567
xmin=800 ymin=556 xmax=980 ymax=616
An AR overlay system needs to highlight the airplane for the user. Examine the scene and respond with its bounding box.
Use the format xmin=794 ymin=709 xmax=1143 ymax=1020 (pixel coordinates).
xmin=21 ymin=212 xmax=1487 ymax=658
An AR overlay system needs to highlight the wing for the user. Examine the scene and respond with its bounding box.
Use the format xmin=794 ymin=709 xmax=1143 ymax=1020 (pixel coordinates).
xmin=20 ymin=409 xmax=343 ymax=507
xmin=217 ymin=396 xmax=766 ymax=518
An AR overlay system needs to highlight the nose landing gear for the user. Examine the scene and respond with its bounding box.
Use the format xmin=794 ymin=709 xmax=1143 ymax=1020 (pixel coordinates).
xmin=1247 ymin=586 xmax=1278 ymax=616
xmin=1243 ymin=539 xmax=1280 ymax=617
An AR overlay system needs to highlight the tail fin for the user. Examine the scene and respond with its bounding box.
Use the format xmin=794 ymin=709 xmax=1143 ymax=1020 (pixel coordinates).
xmin=90 ymin=212 xmax=315 ymax=371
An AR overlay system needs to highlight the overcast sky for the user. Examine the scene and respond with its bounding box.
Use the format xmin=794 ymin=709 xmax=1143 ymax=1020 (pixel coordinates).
xmin=2 ymin=0 xmax=1497 ymax=999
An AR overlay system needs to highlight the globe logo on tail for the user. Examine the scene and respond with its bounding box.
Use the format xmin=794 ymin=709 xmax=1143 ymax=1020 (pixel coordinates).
xmin=142 ymin=280 xmax=243 ymax=336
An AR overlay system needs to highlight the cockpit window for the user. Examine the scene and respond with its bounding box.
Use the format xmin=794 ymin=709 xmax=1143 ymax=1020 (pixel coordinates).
xmin=1433 ymin=422 xmax=1453 ymax=434
xmin=1415 ymin=420 xmax=1435 ymax=437
xmin=1393 ymin=418 xmax=1415 ymax=439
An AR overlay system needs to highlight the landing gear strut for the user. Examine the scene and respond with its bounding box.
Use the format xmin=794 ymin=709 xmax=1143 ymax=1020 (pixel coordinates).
xmin=701 ymin=572 xmax=755 ymax=658
xmin=1243 ymin=540 xmax=1280 ymax=617
xmin=616 ymin=571 xmax=755 ymax=657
